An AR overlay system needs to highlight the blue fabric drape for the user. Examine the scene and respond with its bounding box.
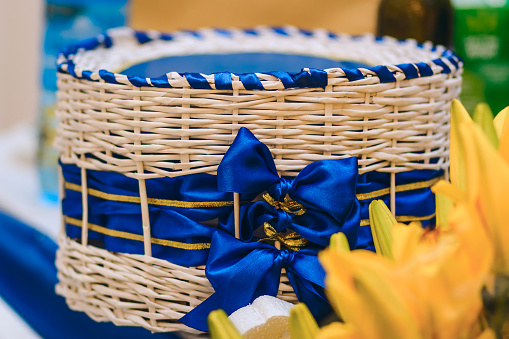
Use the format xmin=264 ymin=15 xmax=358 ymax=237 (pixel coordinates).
xmin=0 ymin=211 xmax=176 ymax=339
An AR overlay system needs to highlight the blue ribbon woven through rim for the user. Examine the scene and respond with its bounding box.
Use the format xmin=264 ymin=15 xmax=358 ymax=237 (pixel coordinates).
xmin=56 ymin=27 xmax=462 ymax=90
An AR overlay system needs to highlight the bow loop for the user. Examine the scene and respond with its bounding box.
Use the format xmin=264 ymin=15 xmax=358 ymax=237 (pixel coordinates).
xmin=217 ymin=127 xmax=279 ymax=193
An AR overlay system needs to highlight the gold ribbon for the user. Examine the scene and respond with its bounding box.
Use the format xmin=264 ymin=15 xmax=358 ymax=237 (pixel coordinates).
xmin=260 ymin=222 xmax=308 ymax=251
xmin=262 ymin=193 xmax=306 ymax=215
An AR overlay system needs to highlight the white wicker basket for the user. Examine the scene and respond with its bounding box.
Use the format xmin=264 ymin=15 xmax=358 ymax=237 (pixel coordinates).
xmin=54 ymin=26 xmax=462 ymax=334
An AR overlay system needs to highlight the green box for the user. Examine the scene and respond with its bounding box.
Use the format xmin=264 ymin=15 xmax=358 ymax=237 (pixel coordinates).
xmin=452 ymin=0 xmax=509 ymax=114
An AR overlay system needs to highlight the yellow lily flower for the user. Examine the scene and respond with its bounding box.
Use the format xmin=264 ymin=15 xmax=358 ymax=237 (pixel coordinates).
xmin=433 ymin=100 xmax=509 ymax=275
xmin=430 ymin=100 xmax=509 ymax=336
xmin=319 ymin=246 xmax=420 ymax=339
xmin=317 ymin=101 xmax=506 ymax=338
xmin=319 ymin=220 xmax=491 ymax=339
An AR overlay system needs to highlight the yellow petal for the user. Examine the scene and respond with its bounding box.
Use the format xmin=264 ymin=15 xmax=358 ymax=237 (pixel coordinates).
xmin=322 ymin=249 xmax=418 ymax=339
xmin=353 ymin=266 xmax=421 ymax=339
xmin=391 ymin=222 xmax=425 ymax=264
xmin=463 ymin=122 xmax=509 ymax=273
xmin=476 ymin=329 xmax=496 ymax=339
xmin=369 ymin=200 xmax=395 ymax=260
xmin=432 ymin=180 xmax=467 ymax=203
xmin=493 ymin=106 xmax=508 ymax=138
xmin=458 ymin=121 xmax=482 ymax=203
xmin=494 ymin=106 xmax=509 ymax=164
xmin=289 ymin=303 xmax=319 ymax=339
xmin=473 ymin=103 xmax=499 ymax=148
xmin=329 ymin=232 xmax=350 ymax=252
xmin=447 ymin=203 xmax=493 ymax=282
xmin=434 ymin=208 xmax=491 ymax=336
xmin=450 ymin=99 xmax=473 ymax=191
xmin=317 ymin=322 xmax=360 ymax=339
xmin=320 ymin=249 xmax=390 ymax=335
xmin=319 ymin=250 xmax=368 ymax=325
xmin=434 ymin=191 xmax=453 ymax=231
xmin=208 ymin=309 xmax=243 ymax=339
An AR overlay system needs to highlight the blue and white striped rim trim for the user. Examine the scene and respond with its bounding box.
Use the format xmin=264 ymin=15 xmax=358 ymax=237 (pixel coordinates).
xmin=57 ymin=26 xmax=462 ymax=90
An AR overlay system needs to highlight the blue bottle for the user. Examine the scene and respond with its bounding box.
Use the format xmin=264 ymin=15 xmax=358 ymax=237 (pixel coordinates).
xmin=38 ymin=0 xmax=128 ymax=203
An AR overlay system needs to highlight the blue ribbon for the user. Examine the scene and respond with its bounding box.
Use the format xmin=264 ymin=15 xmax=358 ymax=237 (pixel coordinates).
xmin=217 ymin=127 xmax=360 ymax=247
xmin=60 ymin=162 xmax=258 ymax=267
xmin=180 ymin=230 xmax=330 ymax=331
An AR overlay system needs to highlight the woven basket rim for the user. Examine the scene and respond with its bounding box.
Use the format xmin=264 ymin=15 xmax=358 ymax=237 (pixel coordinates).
xmin=56 ymin=26 xmax=462 ymax=90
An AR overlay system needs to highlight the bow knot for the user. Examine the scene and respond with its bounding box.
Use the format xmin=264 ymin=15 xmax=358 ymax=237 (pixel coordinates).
xmin=276 ymin=210 xmax=293 ymax=230
xmin=277 ymin=249 xmax=296 ymax=266
xmin=261 ymin=222 xmax=308 ymax=251
xmin=269 ymin=177 xmax=294 ymax=198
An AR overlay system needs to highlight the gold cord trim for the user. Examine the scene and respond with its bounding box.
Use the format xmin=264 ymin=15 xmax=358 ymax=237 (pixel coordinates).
xmin=262 ymin=193 xmax=306 ymax=215
xmin=65 ymin=182 xmax=234 ymax=208
xmin=260 ymin=222 xmax=308 ymax=251
xmin=65 ymin=216 xmax=211 ymax=250
xmin=356 ymin=177 xmax=441 ymax=201
xmin=360 ymin=213 xmax=436 ymax=226
xmin=65 ymin=175 xmax=440 ymax=210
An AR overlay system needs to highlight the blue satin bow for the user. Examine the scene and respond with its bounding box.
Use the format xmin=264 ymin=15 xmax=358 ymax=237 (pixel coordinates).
xmin=180 ymin=230 xmax=331 ymax=331
xmin=217 ymin=127 xmax=361 ymax=247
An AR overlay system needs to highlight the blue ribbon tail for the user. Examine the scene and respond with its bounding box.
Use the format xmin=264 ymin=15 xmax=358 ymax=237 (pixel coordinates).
xmin=180 ymin=232 xmax=331 ymax=331
xmin=180 ymin=231 xmax=282 ymax=331
xmin=285 ymin=248 xmax=332 ymax=320
xmin=286 ymin=270 xmax=332 ymax=320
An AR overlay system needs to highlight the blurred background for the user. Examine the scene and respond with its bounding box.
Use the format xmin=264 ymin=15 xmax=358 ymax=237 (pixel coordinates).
xmin=0 ymin=0 xmax=508 ymax=337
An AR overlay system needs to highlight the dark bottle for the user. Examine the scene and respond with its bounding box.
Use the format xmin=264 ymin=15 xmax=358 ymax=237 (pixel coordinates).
xmin=377 ymin=0 xmax=454 ymax=48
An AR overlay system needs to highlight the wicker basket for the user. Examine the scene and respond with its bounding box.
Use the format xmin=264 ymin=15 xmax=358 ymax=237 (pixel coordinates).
xmin=54 ymin=26 xmax=462 ymax=334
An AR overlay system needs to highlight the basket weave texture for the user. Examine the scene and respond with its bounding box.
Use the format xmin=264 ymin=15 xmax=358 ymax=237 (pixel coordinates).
xmin=54 ymin=26 xmax=463 ymax=333
xmin=55 ymin=235 xmax=296 ymax=334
